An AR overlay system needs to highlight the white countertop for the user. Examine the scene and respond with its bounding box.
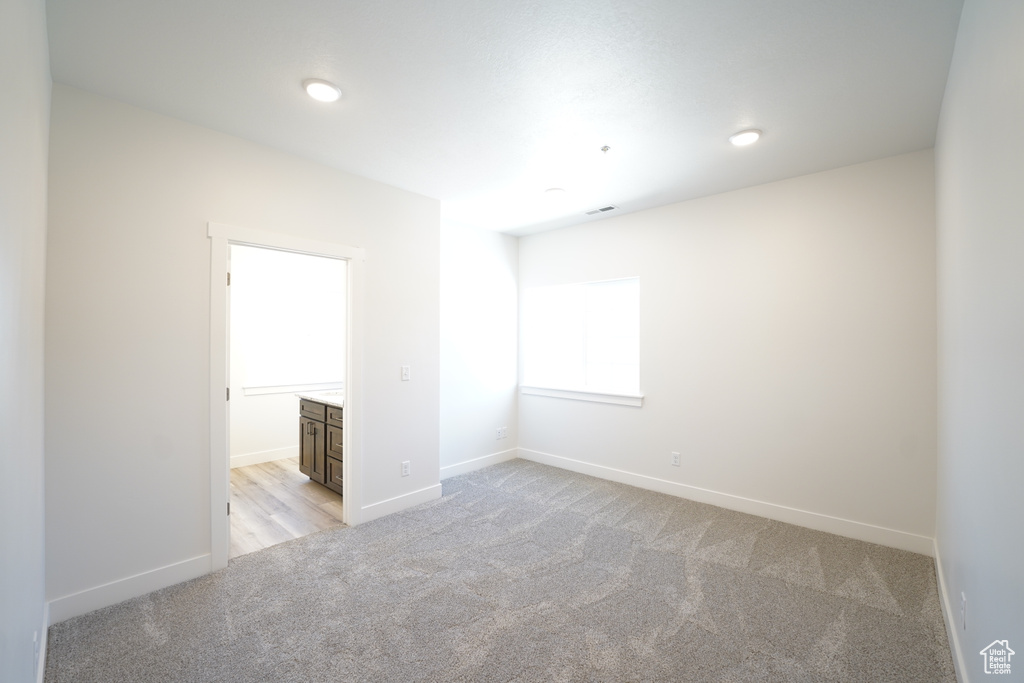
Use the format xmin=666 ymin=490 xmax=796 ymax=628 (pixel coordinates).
xmin=295 ymin=391 xmax=344 ymax=408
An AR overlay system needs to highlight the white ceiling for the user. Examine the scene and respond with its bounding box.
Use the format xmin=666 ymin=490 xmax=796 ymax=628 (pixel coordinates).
xmin=46 ymin=0 xmax=963 ymax=236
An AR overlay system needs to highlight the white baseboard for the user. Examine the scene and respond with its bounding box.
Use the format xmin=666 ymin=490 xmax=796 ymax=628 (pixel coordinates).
xmin=36 ymin=603 xmax=48 ymax=683
xmin=440 ymin=448 xmax=518 ymax=479
xmin=47 ymin=554 xmax=211 ymax=624
xmin=518 ymin=448 xmax=935 ymax=556
xmin=360 ymin=484 xmax=443 ymax=524
xmin=230 ymin=445 xmax=298 ymax=469
xmin=934 ymin=540 xmax=968 ymax=683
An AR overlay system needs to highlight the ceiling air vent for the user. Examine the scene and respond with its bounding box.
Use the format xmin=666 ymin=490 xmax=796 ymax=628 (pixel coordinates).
xmin=585 ymin=205 xmax=619 ymax=216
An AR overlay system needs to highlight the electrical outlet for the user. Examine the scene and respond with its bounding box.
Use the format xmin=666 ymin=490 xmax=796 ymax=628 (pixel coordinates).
xmin=496 ymin=426 xmax=508 ymax=439
xmin=401 ymin=365 xmax=410 ymax=381
xmin=671 ymin=451 xmax=681 ymax=467
xmin=401 ymin=461 xmax=410 ymax=477
xmin=961 ymin=592 xmax=967 ymax=630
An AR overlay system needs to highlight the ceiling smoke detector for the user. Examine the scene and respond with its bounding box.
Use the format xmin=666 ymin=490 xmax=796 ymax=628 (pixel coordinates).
xmin=585 ymin=205 xmax=619 ymax=216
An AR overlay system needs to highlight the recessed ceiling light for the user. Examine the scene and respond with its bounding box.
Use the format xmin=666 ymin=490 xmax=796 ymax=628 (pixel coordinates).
xmin=545 ymin=187 xmax=567 ymax=195
xmin=729 ymin=129 xmax=761 ymax=146
xmin=303 ymin=78 xmax=342 ymax=103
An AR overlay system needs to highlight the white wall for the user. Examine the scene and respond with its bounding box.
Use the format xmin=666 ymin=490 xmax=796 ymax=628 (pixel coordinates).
xmin=440 ymin=223 xmax=518 ymax=476
xmin=0 ymin=0 xmax=50 ymax=679
xmin=934 ymin=1 xmax=1024 ymax=679
xmin=518 ymin=150 xmax=937 ymax=551
xmin=45 ymin=85 xmax=440 ymax=616
xmin=229 ymin=389 xmax=303 ymax=467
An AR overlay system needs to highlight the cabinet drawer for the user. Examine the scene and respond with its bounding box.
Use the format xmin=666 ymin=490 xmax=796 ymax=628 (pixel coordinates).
xmin=327 ymin=425 xmax=343 ymax=459
xmin=326 ymin=405 xmax=344 ymax=427
xmin=300 ymin=399 xmax=327 ymax=421
xmin=325 ymin=456 xmax=343 ymax=494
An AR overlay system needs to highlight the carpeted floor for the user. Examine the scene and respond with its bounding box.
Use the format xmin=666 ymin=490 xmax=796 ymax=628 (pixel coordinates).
xmin=45 ymin=459 xmax=956 ymax=682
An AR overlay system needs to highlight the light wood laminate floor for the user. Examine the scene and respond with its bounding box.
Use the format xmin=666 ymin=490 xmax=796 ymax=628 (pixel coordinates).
xmin=229 ymin=457 xmax=345 ymax=559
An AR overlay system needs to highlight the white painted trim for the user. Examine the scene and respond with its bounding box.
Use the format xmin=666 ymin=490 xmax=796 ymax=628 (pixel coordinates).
xmin=934 ymin=540 xmax=969 ymax=683
xmin=518 ymin=448 xmax=935 ymax=555
xmin=209 ymin=234 xmax=229 ymax=570
xmin=36 ymin=603 xmax=48 ymax=683
xmin=440 ymin=448 xmax=518 ymax=479
xmin=230 ymin=445 xmax=298 ymax=469
xmin=360 ymin=484 xmax=443 ymax=524
xmin=344 ymin=252 xmax=366 ymax=527
xmin=520 ymin=385 xmax=644 ymax=407
xmin=208 ymin=221 xmax=367 ymax=572
xmin=47 ymin=554 xmax=211 ymax=624
xmin=208 ymin=222 xmax=366 ymax=261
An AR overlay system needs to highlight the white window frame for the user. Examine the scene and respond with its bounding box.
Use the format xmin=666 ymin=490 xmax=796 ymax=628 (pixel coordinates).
xmin=519 ymin=276 xmax=643 ymax=407
xmin=518 ymin=384 xmax=644 ymax=407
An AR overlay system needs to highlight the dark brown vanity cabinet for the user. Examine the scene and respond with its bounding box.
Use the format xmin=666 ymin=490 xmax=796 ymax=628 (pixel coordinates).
xmin=299 ymin=398 xmax=342 ymax=495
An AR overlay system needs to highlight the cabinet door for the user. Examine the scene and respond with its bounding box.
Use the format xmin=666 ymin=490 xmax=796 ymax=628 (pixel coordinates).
xmin=300 ymin=417 xmax=327 ymax=484
xmin=299 ymin=417 xmax=315 ymax=477
xmin=311 ymin=420 xmax=326 ymax=484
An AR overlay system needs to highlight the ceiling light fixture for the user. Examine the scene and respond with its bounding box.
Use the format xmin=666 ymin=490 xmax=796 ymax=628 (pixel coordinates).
xmin=303 ymin=78 xmax=342 ymax=103
xmin=729 ymin=129 xmax=761 ymax=146
xmin=545 ymin=187 xmax=567 ymax=196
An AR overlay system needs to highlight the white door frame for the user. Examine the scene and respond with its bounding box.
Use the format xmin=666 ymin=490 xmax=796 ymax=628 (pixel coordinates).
xmin=208 ymin=221 xmax=365 ymax=570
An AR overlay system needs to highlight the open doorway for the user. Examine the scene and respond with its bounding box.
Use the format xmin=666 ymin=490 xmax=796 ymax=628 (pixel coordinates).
xmin=208 ymin=221 xmax=366 ymax=571
xmin=227 ymin=245 xmax=347 ymax=558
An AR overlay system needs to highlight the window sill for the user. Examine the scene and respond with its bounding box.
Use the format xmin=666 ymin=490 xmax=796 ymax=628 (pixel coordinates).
xmin=519 ymin=385 xmax=644 ymax=407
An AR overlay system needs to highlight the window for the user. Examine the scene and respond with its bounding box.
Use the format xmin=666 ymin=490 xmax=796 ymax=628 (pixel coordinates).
xmin=521 ymin=277 xmax=640 ymax=403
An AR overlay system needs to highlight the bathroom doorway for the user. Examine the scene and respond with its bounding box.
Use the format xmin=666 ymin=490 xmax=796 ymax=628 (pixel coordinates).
xmin=208 ymin=221 xmax=366 ymax=571
xmin=227 ymin=245 xmax=346 ymax=558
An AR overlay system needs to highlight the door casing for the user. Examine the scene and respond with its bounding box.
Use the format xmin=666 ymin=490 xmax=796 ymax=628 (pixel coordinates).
xmin=208 ymin=221 xmax=365 ymax=570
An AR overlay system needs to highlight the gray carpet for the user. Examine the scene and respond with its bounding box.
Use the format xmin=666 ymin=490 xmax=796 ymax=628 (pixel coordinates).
xmin=46 ymin=459 xmax=956 ymax=682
